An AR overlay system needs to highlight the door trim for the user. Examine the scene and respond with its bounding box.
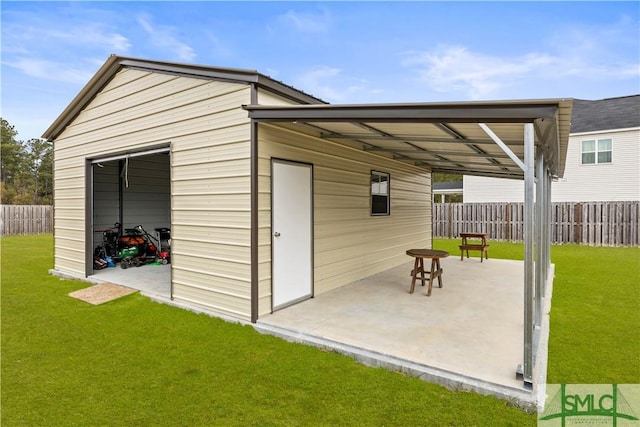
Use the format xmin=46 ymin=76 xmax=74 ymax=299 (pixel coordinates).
xmin=270 ymin=158 xmax=314 ymax=312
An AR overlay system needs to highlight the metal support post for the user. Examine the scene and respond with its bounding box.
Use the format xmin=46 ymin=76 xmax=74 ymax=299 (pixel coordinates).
xmin=546 ymin=173 xmax=553 ymax=274
xmin=542 ymin=169 xmax=550 ymax=293
xmin=535 ymin=151 xmax=544 ymax=329
xmin=522 ymin=123 xmax=535 ymax=387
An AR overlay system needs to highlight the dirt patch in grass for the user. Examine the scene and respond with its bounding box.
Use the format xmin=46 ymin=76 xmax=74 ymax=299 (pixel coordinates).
xmin=68 ymin=283 xmax=137 ymax=305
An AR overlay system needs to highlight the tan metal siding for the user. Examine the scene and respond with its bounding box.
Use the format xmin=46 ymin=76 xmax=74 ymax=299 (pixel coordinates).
xmin=257 ymin=124 xmax=431 ymax=317
xmin=257 ymin=89 xmax=304 ymax=106
xmin=171 ymin=122 xmax=252 ymax=320
xmin=52 ymin=68 xmax=253 ymax=320
xmin=56 ymin=103 xmax=248 ymax=160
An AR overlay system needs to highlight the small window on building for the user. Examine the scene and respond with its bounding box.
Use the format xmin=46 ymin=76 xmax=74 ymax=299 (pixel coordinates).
xmin=371 ymin=171 xmax=390 ymax=215
xmin=581 ymin=139 xmax=612 ymax=164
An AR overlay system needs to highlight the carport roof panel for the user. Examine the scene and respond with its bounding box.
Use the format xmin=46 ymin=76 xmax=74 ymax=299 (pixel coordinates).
xmin=244 ymin=100 xmax=564 ymax=122
xmin=244 ymin=99 xmax=573 ymax=178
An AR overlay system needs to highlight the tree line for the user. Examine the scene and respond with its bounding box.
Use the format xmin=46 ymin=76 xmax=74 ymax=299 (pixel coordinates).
xmin=1 ymin=118 xmax=52 ymax=205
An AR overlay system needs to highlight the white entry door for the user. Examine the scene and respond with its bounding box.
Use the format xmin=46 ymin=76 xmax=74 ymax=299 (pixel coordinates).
xmin=272 ymin=160 xmax=313 ymax=310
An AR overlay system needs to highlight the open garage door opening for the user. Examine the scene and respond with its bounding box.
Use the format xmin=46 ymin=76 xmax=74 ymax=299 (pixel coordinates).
xmin=89 ymin=149 xmax=172 ymax=298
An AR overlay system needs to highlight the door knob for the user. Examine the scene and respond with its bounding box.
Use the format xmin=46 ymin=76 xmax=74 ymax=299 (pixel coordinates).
xmin=274 ymin=232 xmax=281 ymax=237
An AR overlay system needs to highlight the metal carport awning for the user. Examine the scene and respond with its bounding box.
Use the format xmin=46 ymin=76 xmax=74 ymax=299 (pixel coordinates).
xmin=243 ymin=98 xmax=573 ymax=389
xmin=243 ymin=99 xmax=572 ymax=179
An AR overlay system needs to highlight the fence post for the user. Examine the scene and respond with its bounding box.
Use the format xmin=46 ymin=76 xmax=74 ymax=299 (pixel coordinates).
xmin=504 ymin=203 xmax=511 ymax=242
xmin=574 ymin=203 xmax=582 ymax=244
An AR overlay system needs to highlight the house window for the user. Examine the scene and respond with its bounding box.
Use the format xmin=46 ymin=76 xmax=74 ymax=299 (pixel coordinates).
xmin=581 ymin=139 xmax=612 ymax=164
xmin=371 ymin=171 xmax=390 ymax=215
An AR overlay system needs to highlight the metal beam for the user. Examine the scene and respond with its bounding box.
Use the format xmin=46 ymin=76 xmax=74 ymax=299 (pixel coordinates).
xmin=397 ymin=157 xmax=514 ymax=170
xmin=86 ymin=161 xmax=94 ymax=277
xmin=352 ymin=122 xmax=466 ymax=170
xmin=479 ymin=123 xmax=527 ymax=172
xmin=322 ymin=133 xmax=523 ymax=146
xmin=434 ymin=122 xmax=466 ymax=139
xmin=431 ymin=166 xmax=523 ymax=179
xmin=365 ymin=147 xmax=514 ymax=159
xmin=250 ymin=85 xmax=259 ymax=323
xmin=244 ymin=103 xmax=559 ymax=123
xmin=535 ymin=150 xmax=545 ymax=329
xmin=523 ymin=123 xmax=535 ymax=387
xmin=546 ymin=172 xmax=553 ymax=275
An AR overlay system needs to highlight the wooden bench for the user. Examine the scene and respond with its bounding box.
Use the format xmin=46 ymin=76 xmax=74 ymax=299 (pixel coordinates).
xmin=459 ymin=233 xmax=489 ymax=262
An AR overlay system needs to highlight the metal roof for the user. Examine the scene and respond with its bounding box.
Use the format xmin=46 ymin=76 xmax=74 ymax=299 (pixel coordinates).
xmin=244 ymin=99 xmax=573 ymax=178
xmin=42 ymin=55 xmax=326 ymax=140
xmin=43 ymin=55 xmax=572 ymax=179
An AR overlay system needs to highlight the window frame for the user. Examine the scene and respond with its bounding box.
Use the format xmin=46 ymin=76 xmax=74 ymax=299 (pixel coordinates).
xmin=370 ymin=170 xmax=390 ymax=216
xmin=581 ymin=138 xmax=612 ymax=165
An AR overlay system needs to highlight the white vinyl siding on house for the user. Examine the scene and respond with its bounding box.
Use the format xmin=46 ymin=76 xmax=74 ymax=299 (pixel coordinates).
xmin=257 ymin=124 xmax=431 ymax=317
xmin=463 ymin=128 xmax=640 ymax=202
xmin=52 ymin=68 xmax=254 ymax=320
xmin=462 ymin=175 xmax=524 ymax=203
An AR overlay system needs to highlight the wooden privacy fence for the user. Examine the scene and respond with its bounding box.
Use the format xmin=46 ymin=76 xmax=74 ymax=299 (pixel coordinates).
xmin=3 ymin=202 xmax=638 ymax=245
xmin=434 ymin=201 xmax=639 ymax=247
xmin=1 ymin=205 xmax=53 ymax=236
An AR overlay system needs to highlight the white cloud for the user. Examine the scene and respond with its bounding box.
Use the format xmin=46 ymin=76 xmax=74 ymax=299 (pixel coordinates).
xmin=5 ymin=58 xmax=94 ymax=85
xmin=280 ymin=9 xmax=331 ymax=34
xmin=203 ymin=31 xmax=234 ymax=59
xmin=4 ymin=19 xmax=130 ymax=54
xmin=47 ymin=26 xmax=130 ymax=52
xmin=294 ymin=66 xmax=380 ymax=102
xmin=137 ymin=14 xmax=196 ymax=62
xmin=295 ymin=66 xmax=345 ymax=101
xmin=84 ymin=27 xmax=131 ymax=52
xmin=403 ymin=46 xmax=557 ymax=99
xmin=402 ymin=19 xmax=640 ymax=100
xmin=403 ymin=42 xmax=639 ymax=100
xmin=1 ymin=12 xmax=130 ymax=85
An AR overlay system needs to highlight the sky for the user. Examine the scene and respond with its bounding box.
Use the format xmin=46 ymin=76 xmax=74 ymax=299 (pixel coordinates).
xmin=2 ymin=1 xmax=639 ymax=141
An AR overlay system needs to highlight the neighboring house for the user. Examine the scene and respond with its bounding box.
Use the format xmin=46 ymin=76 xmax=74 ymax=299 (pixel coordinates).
xmin=433 ymin=181 xmax=463 ymax=202
xmin=42 ymin=55 xmax=570 ymax=331
xmin=463 ymin=95 xmax=640 ymax=202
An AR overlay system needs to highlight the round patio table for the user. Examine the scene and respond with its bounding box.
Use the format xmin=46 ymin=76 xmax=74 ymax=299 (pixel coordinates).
xmin=406 ymin=249 xmax=449 ymax=296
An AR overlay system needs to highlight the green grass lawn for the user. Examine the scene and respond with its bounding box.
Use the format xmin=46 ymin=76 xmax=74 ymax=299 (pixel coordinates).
xmin=2 ymin=235 xmax=638 ymax=425
xmin=2 ymin=234 xmax=534 ymax=426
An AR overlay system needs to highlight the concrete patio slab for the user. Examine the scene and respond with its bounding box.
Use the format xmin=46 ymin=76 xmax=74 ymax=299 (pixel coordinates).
xmin=80 ymin=255 xmax=552 ymax=408
xmin=255 ymin=256 xmax=551 ymax=408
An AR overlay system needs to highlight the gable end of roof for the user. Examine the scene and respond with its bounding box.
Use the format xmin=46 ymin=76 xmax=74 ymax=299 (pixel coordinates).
xmin=42 ymin=55 xmax=326 ymax=140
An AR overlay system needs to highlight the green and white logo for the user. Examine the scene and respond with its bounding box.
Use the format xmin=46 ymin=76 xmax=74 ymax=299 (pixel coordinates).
xmin=540 ymin=384 xmax=640 ymax=426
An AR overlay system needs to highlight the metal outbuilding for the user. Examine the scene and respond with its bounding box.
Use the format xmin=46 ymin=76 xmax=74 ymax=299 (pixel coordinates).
xmin=43 ymin=55 xmax=572 ymax=393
